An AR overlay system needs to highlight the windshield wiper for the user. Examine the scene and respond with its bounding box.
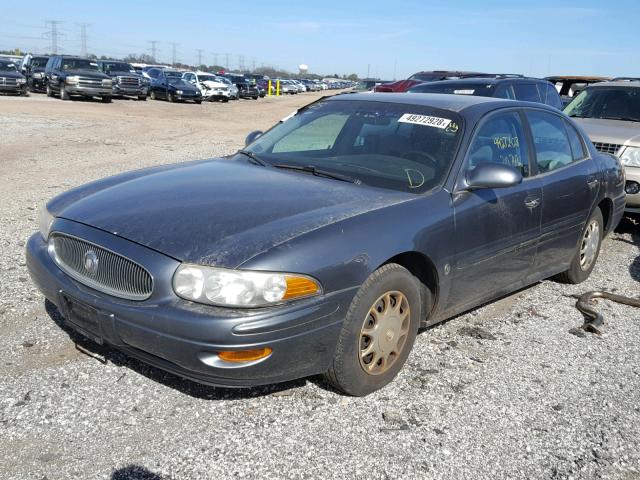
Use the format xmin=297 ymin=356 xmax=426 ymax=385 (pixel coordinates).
xmin=273 ymin=164 xmax=357 ymax=183
xmin=237 ymin=150 xmax=269 ymax=167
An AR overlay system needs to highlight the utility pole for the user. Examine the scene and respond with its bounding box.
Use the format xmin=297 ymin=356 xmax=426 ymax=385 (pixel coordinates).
xmin=169 ymin=42 xmax=178 ymax=66
xmin=224 ymin=53 xmax=230 ymax=71
xmin=196 ymin=49 xmax=203 ymax=67
xmin=77 ymin=23 xmax=90 ymax=57
xmin=149 ymin=40 xmax=159 ymax=62
xmin=45 ymin=20 xmax=62 ymax=54
xmin=252 ymin=58 xmax=256 ymax=72
xmin=366 ymin=63 xmax=370 ymax=79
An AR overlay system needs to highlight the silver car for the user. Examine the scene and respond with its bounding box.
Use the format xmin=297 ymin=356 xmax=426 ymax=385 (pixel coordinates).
xmin=565 ymin=81 xmax=640 ymax=214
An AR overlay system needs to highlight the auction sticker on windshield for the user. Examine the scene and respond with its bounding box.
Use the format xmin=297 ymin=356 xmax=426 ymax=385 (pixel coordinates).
xmin=398 ymin=114 xmax=452 ymax=129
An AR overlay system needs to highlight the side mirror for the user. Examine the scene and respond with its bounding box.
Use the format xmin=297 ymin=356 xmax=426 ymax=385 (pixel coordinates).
xmin=245 ymin=130 xmax=263 ymax=146
xmin=465 ymin=163 xmax=523 ymax=190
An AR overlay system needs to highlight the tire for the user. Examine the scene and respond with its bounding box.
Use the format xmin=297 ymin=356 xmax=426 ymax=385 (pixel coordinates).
xmin=101 ymin=96 xmax=112 ymax=103
xmin=324 ymin=263 xmax=422 ymax=396
xmin=46 ymin=84 xmax=53 ymax=97
xmin=59 ymin=83 xmax=69 ymax=100
xmin=195 ymin=99 xmax=202 ymax=104
xmin=222 ymin=98 xmax=229 ymax=103
xmin=167 ymin=92 xmax=175 ymax=103
xmin=149 ymin=90 xmax=157 ymax=100
xmin=253 ymin=95 xmax=258 ymax=100
xmin=138 ymin=95 xmax=147 ymax=101
xmin=555 ymin=207 xmax=604 ymax=284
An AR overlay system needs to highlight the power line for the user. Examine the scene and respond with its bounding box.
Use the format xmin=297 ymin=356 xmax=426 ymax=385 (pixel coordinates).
xmin=148 ymin=40 xmax=159 ymax=62
xmin=76 ymin=23 xmax=90 ymax=57
xmin=44 ymin=20 xmax=63 ymax=54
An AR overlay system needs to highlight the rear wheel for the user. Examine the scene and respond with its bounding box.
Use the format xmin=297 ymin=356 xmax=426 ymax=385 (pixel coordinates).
xmin=324 ymin=263 xmax=421 ymax=396
xmin=556 ymin=207 xmax=603 ymax=284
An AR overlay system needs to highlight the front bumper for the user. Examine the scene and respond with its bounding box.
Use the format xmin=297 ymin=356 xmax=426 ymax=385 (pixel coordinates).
xmin=26 ymin=221 xmax=353 ymax=387
xmin=624 ymin=165 xmax=640 ymax=212
xmin=0 ymin=84 xmax=26 ymax=94
xmin=113 ymin=84 xmax=147 ymax=96
xmin=66 ymin=85 xmax=112 ymax=97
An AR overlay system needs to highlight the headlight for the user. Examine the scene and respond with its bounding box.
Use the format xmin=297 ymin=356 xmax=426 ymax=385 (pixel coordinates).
xmin=34 ymin=72 xmax=44 ymax=79
xmin=38 ymin=206 xmax=54 ymax=241
xmin=173 ymin=264 xmax=322 ymax=307
xmin=620 ymin=146 xmax=640 ymax=167
xmin=102 ymin=79 xmax=112 ymax=87
xmin=176 ymin=90 xmax=183 ymax=94
xmin=17 ymin=78 xmax=26 ymax=84
xmin=65 ymin=76 xmax=80 ymax=84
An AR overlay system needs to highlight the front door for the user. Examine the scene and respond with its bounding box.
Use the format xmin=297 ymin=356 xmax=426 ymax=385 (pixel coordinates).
xmin=448 ymin=110 xmax=542 ymax=311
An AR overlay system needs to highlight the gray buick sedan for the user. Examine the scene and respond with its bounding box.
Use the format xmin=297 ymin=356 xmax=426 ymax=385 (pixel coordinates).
xmin=27 ymin=93 xmax=625 ymax=396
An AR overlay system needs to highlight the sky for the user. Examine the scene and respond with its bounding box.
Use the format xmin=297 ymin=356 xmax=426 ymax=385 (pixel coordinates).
xmin=2 ymin=0 xmax=639 ymax=79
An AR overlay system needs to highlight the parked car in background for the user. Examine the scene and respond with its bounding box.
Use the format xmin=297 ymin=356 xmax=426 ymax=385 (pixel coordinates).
xmin=182 ymin=71 xmax=230 ymax=102
xmin=0 ymin=59 xmax=28 ymax=96
xmin=278 ymin=80 xmax=298 ymax=94
xmin=215 ymin=76 xmax=239 ymax=99
xmin=44 ymin=55 xmax=112 ymax=102
xmin=374 ymin=70 xmax=488 ymax=92
xmin=611 ymin=77 xmax=640 ymax=82
xmin=97 ymin=60 xmax=148 ymax=101
xmin=545 ymin=76 xmax=609 ymax=106
xmin=223 ymin=74 xmax=259 ymax=99
xmin=28 ymin=93 xmax=624 ymax=397
xmin=408 ymin=77 xmax=563 ymax=109
xmin=147 ymin=68 xmax=202 ymax=103
xmin=21 ymin=55 xmax=49 ymax=92
xmin=565 ymin=81 xmax=640 ymax=214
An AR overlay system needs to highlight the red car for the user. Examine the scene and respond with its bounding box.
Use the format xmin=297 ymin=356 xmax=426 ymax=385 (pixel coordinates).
xmin=374 ymin=70 xmax=489 ymax=92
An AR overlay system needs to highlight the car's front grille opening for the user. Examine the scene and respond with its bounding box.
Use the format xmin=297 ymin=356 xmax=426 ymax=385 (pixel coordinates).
xmin=49 ymin=233 xmax=153 ymax=301
xmin=593 ymin=142 xmax=623 ymax=155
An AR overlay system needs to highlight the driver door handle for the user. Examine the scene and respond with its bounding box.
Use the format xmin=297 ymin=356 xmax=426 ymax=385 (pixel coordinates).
xmin=587 ymin=176 xmax=599 ymax=189
xmin=524 ymin=197 xmax=541 ymax=209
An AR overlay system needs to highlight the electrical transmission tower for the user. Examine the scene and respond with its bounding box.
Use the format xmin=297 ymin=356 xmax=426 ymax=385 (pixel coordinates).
xmin=169 ymin=42 xmax=179 ymax=66
xmin=149 ymin=40 xmax=159 ymax=62
xmin=225 ymin=53 xmax=230 ymax=71
xmin=77 ymin=23 xmax=90 ymax=57
xmin=196 ymin=49 xmax=203 ymax=67
xmin=45 ymin=20 xmax=63 ymax=54
xmin=210 ymin=52 xmax=218 ymax=67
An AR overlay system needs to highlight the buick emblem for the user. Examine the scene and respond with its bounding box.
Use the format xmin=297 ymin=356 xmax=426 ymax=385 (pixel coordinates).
xmin=83 ymin=250 xmax=99 ymax=275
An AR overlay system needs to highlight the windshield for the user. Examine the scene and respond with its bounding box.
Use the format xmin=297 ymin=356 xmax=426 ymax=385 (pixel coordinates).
xmin=31 ymin=57 xmax=48 ymax=68
xmin=199 ymin=74 xmax=218 ymax=82
xmin=245 ymin=100 xmax=463 ymax=194
xmin=102 ymin=62 xmax=134 ymax=73
xmin=409 ymin=82 xmax=491 ymax=96
xmin=0 ymin=60 xmax=17 ymax=71
xmin=62 ymin=58 xmax=98 ymax=71
xmin=565 ymin=87 xmax=640 ymax=122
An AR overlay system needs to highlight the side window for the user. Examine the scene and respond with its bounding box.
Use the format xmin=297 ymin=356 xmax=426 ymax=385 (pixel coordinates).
xmin=494 ymin=83 xmax=515 ymax=99
xmin=467 ymin=112 xmax=530 ymax=177
xmin=513 ymin=83 xmax=541 ymax=103
xmin=538 ymin=83 xmax=563 ymax=109
xmin=526 ymin=111 xmax=574 ymax=173
xmin=564 ymin=120 xmax=588 ymax=161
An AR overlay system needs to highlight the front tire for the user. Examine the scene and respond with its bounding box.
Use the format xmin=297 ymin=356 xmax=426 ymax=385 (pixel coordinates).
xmin=324 ymin=263 xmax=421 ymax=396
xmin=149 ymin=90 xmax=157 ymax=100
xmin=138 ymin=95 xmax=147 ymax=101
xmin=101 ymin=96 xmax=112 ymax=103
xmin=46 ymin=84 xmax=53 ymax=97
xmin=167 ymin=92 xmax=176 ymax=103
xmin=556 ymin=207 xmax=603 ymax=284
xmin=59 ymin=83 xmax=69 ymax=100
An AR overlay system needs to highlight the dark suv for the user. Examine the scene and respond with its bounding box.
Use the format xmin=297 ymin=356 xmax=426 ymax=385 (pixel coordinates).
xmin=97 ymin=60 xmax=148 ymax=100
xmin=21 ymin=55 xmax=50 ymax=92
xmin=147 ymin=68 xmax=202 ymax=104
xmin=45 ymin=55 xmax=113 ymax=102
xmin=0 ymin=59 xmax=28 ymax=96
xmin=408 ymin=77 xmax=563 ymax=109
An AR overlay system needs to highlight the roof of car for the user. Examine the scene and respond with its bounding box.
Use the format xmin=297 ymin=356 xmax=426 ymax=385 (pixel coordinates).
xmin=587 ymin=81 xmax=640 ymax=88
xmin=328 ymin=92 xmax=545 ymax=114
xmin=545 ymin=76 xmax=610 ymax=81
xmin=411 ymin=77 xmax=546 ymax=88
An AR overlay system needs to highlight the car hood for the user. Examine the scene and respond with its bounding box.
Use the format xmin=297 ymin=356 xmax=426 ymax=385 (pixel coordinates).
xmin=201 ymin=80 xmax=226 ymax=88
xmin=52 ymin=158 xmax=412 ymax=268
xmin=0 ymin=70 xmax=24 ymax=79
xmin=574 ymin=117 xmax=640 ymax=146
xmin=110 ymin=70 xmax=141 ymax=77
xmin=63 ymin=69 xmax=110 ymax=79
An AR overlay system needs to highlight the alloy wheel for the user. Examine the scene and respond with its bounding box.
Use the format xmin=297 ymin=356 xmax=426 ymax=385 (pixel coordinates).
xmin=580 ymin=219 xmax=600 ymax=271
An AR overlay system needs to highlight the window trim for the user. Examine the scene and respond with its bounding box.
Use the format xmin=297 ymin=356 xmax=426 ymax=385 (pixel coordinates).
xmin=453 ymin=107 xmax=535 ymax=192
xmin=520 ymin=107 xmax=592 ymax=178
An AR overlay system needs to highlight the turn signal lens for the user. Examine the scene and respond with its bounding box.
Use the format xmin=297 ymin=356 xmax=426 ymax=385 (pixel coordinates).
xmin=218 ymin=347 xmax=272 ymax=363
xmin=283 ymin=276 xmax=321 ymax=299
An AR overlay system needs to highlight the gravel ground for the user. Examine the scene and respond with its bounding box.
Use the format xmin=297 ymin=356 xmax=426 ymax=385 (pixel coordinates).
xmin=1 ymin=93 xmax=639 ymax=480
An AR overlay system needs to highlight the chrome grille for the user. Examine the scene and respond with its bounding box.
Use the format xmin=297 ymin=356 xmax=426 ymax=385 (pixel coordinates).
xmin=77 ymin=77 xmax=103 ymax=88
xmin=50 ymin=233 xmax=153 ymax=301
xmin=118 ymin=76 xmax=140 ymax=87
xmin=593 ymin=142 xmax=623 ymax=155
xmin=0 ymin=77 xmax=17 ymax=86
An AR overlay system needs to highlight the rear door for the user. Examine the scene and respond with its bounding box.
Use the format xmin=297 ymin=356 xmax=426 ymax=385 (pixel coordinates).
xmin=523 ymin=109 xmax=598 ymax=274
xmin=449 ymin=109 xmax=542 ymax=309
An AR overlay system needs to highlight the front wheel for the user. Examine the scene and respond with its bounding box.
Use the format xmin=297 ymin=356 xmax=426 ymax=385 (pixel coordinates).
xmin=138 ymin=95 xmax=147 ymax=101
xmin=101 ymin=96 xmax=112 ymax=103
xmin=555 ymin=207 xmax=603 ymax=284
xmin=149 ymin=90 xmax=157 ymax=100
xmin=167 ymin=92 xmax=176 ymax=103
xmin=46 ymin=84 xmax=53 ymax=97
xmin=324 ymin=263 xmax=421 ymax=396
xmin=59 ymin=83 xmax=69 ymax=100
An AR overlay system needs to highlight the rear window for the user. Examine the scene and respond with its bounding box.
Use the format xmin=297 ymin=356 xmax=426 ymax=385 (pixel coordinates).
xmin=513 ymin=83 xmax=541 ymax=103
